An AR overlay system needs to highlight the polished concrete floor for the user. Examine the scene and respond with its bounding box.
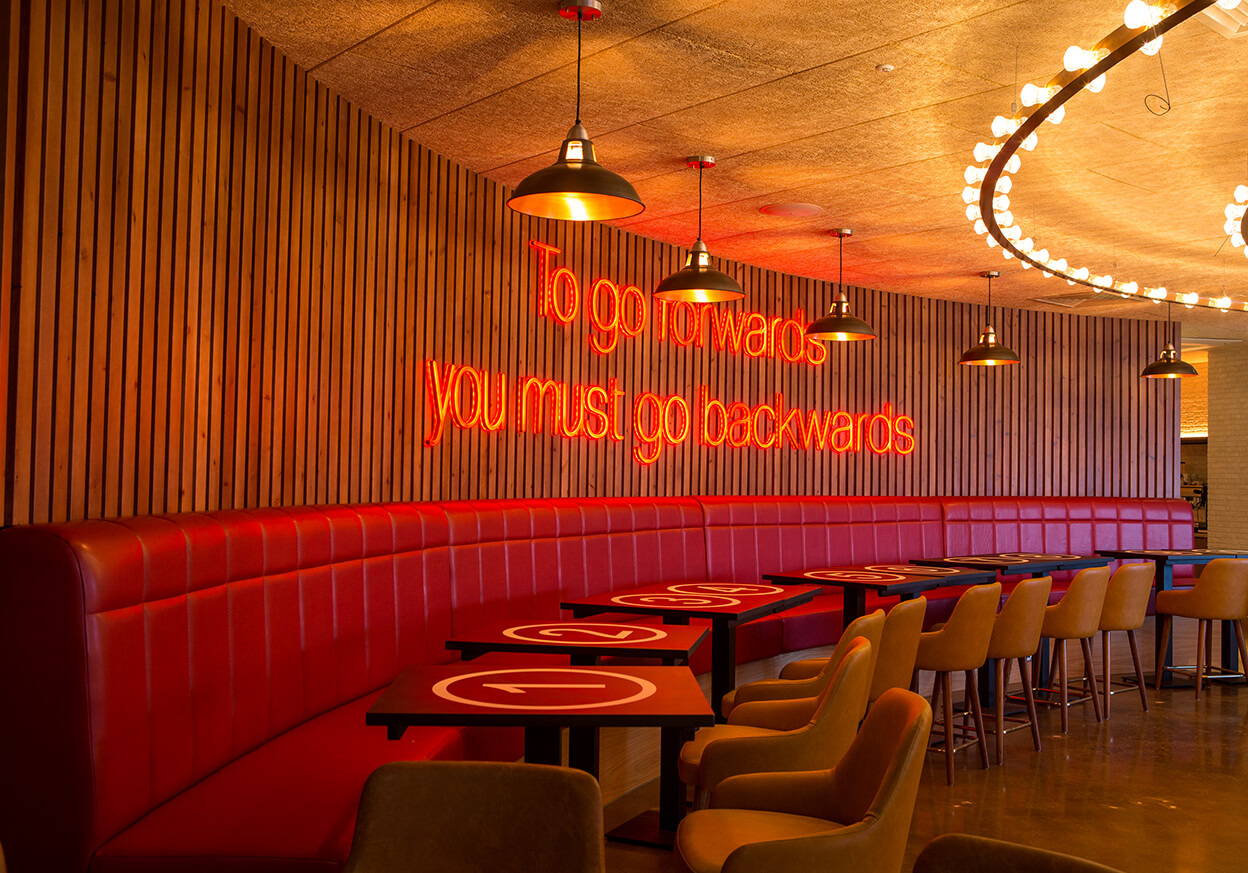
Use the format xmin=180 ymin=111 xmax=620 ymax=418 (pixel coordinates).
xmin=601 ymin=622 xmax=1248 ymax=873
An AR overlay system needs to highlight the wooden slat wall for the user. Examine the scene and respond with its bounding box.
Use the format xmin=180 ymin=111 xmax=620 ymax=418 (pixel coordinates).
xmin=0 ymin=0 xmax=1180 ymax=526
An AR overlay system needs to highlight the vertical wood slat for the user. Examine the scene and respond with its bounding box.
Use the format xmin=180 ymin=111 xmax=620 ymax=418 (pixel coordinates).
xmin=0 ymin=0 xmax=1183 ymax=526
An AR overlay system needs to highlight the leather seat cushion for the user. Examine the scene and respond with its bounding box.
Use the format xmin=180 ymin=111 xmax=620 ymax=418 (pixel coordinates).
xmin=677 ymin=808 xmax=836 ymax=873
xmin=678 ymin=724 xmax=777 ymax=785
xmin=90 ymin=690 xmax=522 ymax=873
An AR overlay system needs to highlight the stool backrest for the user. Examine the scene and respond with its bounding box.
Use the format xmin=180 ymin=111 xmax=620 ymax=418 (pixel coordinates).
xmin=988 ymin=576 xmax=1052 ymax=660
xmin=1185 ymin=559 xmax=1248 ymax=617
xmin=1099 ymin=563 xmax=1155 ymax=631
xmin=870 ymin=598 xmax=927 ymax=701
xmin=1043 ymin=566 xmax=1111 ymax=639
xmin=917 ymin=583 xmax=1002 ymax=672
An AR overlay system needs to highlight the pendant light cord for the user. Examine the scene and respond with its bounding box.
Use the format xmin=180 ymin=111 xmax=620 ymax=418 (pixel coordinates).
xmin=987 ymin=273 xmax=992 ymax=313
xmin=575 ymin=14 xmax=582 ymax=123
xmin=838 ymin=233 xmax=844 ymax=293
xmin=697 ymin=164 xmax=703 ymax=240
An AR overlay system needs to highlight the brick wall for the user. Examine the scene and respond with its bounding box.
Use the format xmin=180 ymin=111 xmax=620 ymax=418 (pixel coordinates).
xmin=1207 ymin=345 xmax=1248 ymax=547
xmin=1180 ymin=368 xmax=1208 ymax=438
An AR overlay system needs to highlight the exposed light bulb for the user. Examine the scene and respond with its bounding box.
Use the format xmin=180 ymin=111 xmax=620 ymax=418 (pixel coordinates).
xmin=1147 ymin=287 xmax=1168 ymax=300
xmin=987 ymin=235 xmax=999 ymax=248
xmin=1002 ymin=248 xmax=1014 ymax=259
xmin=1235 ymin=184 xmax=1248 ymax=204
xmin=1048 ymin=105 xmax=1065 ymax=125
xmin=1020 ymin=83 xmax=1058 ymax=107
xmin=1021 ymin=259 xmax=1032 ymax=269
xmin=965 ymin=166 xmax=988 ymax=184
xmin=974 ymin=142 xmax=1001 ymax=163
xmin=1084 ymin=74 xmax=1106 ymax=93
xmin=1181 ymin=291 xmax=1199 ymax=306
xmin=995 ymin=176 xmax=1013 ymax=194
xmin=1033 ymin=248 xmax=1049 ymax=263
xmin=974 ymin=218 xmax=988 ymax=235
xmin=1049 ymin=257 xmax=1068 ymax=272
xmin=1233 ymin=232 xmax=1245 ymax=248
xmin=1225 ymin=218 xmax=1240 ymax=235
xmin=1217 ymin=0 xmax=1241 ymax=9
xmin=1017 ymin=237 xmax=1035 ymax=253
xmin=1072 ymin=267 xmax=1090 ymax=281
xmin=1119 ymin=282 xmax=1139 ymax=295
xmin=1020 ymin=132 xmax=1039 ymax=151
xmin=1124 ymin=0 xmax=1171 ymax=28
xmin=1216 ymin=295 xmax=1233 ymax=309
xmin=1140 ymin=36 xmax=1163 ymax=56
xmin=1004 ymin=154 xmax=1021 ymax=174
xmin=993 ymin=194 xmax=1010 ymax=211
xmin=996 ymin=210 xmax=1014 ymax=227
xmin=1004 ymin=224 xmax=1022 ymax=241
xmin=962 ymin=186 xmax=979 ymax=204
xmin=966 ymin=204 xmax=982 ymax=220
xmin=1093 ymin=274 xmax=1113 ymax=289
xmin=1063 ymin=45 xmax=1106 ymax=72
xmin=1225 ymin=203 xmax=1246 ymax=220
xmin=991 ymin=116 xmax=1024 ymax=138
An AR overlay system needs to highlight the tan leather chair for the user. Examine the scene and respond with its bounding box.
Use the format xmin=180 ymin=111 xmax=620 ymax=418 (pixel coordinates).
xmin=914 ymin=833 xmax=1126 ymax=873
xmin=675 ymin=688 xmax=933 ymax=873
xmin=913 ymin=582 xmax=1001 ymax=784
xmin=680 ymin=637 xmax=873 ymax=805
xmin=986 ymin=576 xmax=1051 ymax=764
xmin=1155 ymin=558 xmax=1248 ymax=700
xmin=1098 ymin=562 xmax=1155 ymax=716
xmin=344 ymin=761 xmax=604 ymax=873
xmin=1039 ymin=566 xmax=1110 ymax=732
xmin=723 ymin=609 xmax=884 ymax=717
xmin=785 ymin=599 xmax=927 ymax=704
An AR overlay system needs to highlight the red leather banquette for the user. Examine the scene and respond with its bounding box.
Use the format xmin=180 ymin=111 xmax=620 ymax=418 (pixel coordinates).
xmin=0 ymin=496 xmax=1191 ymax=873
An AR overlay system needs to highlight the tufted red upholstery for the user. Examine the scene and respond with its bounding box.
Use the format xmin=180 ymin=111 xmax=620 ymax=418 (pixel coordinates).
xmin=0 ymin=495 xmax=1193 ymax=873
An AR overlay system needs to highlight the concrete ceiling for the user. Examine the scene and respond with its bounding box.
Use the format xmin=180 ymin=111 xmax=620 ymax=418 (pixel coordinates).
xmin=223 ymin=0 xmax=1248 ymax=338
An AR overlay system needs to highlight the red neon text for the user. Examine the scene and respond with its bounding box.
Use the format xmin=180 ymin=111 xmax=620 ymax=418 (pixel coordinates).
xmin=697 ymin=389 xmax=915 ymax=454
xmin=425 ymin=360 xmax=507 ymax=446
xmin=657 ymin=302 xmax=827 ymax=366
xmin=516 ymin=375 xmax=625 ymax=440
xmin=632 ymin=392 xmax=692 ymax=465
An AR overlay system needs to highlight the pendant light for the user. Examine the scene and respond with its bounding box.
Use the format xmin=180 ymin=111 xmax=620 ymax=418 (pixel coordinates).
xmin=805 ymin=229 xmax=877 ymax=341
xmin=1141 ymin=302 xmax=1198 ymax=378
xmin=653 ymin=157 xmax=744 ymax=303
xmin=959 ymin=270 xmax=1020 ymax=366
xmin=506 ymin=0 xmax=644 ymax=222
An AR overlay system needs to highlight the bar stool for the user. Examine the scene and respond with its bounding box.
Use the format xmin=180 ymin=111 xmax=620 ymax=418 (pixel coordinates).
xmin=1098 ymin=562 xmax=1154 ymax=717
xmin=1155 ymin=558 xmax=1248 ymax=700
xmin=987 ymin=575 xmax=1051 ymax=765
xmin=1038 ymin=566 xmax=1110 ymax=733
xmin=913 ymin=582 xmax=1001 ymax=784
xmin=723 ymin=609 xmax=883 ymax=718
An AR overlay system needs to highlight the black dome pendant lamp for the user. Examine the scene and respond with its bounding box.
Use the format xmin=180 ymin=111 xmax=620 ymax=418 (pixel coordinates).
xmin=506 ymin=0 xmax=644 ymax=222
xmin=1141 ymin=302 xmax=1198 ymax=379
xmin=805 ymin=229 xmax=876 ymax=342
xmin=959 ymin=270 xmax=1020 ymax=366
xmin=653 ymin=156 xmax=744 ymax=303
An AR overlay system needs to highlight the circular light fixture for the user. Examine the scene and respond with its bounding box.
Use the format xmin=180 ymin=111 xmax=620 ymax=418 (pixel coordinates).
xmin=960 ymin=271 xmax=1020 ymax=367
xmin=507 ymin=0 xmax=644 ymax=222
xmin=1141 ymin=303 xmax=1198 ymax=378
xmin=805 ymin=230 xmax=877 ymax=342
xmin=759 ymin=202 xmax=824 ymax=218
xmin=654 ymin=157 xmax=744 ymax=303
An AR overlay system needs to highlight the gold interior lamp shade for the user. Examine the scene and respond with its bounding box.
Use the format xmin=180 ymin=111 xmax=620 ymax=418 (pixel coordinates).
xmin=654 ymin=239 xmax=744 ymax=302
xmin=507 ymin=123 xmax=644 ymax=221
xmin=806 ymin=292 xmax=878 ymax=341
xmin=1141 ymin=342 xmax=1198 ymax=378
xmin=959 ymin=325 xmax=1021 ymax=366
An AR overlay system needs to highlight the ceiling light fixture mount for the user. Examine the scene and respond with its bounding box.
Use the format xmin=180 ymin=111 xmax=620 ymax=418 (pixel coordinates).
xmin=960 ymin=270 xmax=1021 ymax=367
xmin=1141 ymin=302 xmax=1199 ymax=378
xmin=805 ymin=229 xmax=877 ymax=342
xmin=506 ymin=0 xmax=644 ymax=222
xmin=653 ymin=156 xmax=744 ymax=303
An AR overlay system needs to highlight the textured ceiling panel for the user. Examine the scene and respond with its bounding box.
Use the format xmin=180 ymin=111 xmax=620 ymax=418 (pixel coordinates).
xmin=224 ymin=0 xmax=1248 ymax=337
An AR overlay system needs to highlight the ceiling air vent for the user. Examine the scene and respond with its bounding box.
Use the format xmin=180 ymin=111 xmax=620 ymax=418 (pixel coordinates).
xmin=1199 ymin=4 xmax=1248 ymax=37
xmin=1031 ymin=291 xmax=1120 ymax=309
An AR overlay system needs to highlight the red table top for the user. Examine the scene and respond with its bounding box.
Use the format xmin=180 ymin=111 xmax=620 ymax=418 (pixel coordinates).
xmin=561 ymin=581 xmax=820 ymax=621
xmin=1098 ymin=548 xmax=1248 ymax=559
xmin=764 ymin=563 xmax=998 ymax=591
xmin=446 ymin=619 xmax=709 ymax=660
xmin=914 ymin=552 xmax=1108 ymax=574
xmin=367 ymin=664 xmax=716 ymax=729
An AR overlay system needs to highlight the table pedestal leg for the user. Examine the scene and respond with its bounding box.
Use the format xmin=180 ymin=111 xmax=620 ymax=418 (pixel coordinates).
xmin=523 ymin=726 xmax=562 ymax=766
xmin=607 ymin=726 xmax=693 ymax=849
xmin=841 ymin=588 xmax=867 ymax=632
xmin=1218 ymin=619 xmax=1243 ymax=680
xmin=711 ymin=621 xmax=736 ymax=722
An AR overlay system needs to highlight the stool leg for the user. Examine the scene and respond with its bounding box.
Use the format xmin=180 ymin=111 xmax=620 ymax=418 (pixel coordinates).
xmin=1234 ymin=621 xmax=1248 ymax=677
xmin=1128 ymin=629 xmax=1149 ymax=712
xmin=1080 ymin=637 xmax=1102 ymax=723
xmin=1205 ymin=621 xmax=1214 ymax=677
xmin=1059 ymin=639 xmax=1069 ymax=734
xmin=1102 ymin=630 xmax=1111 ymax=720
xmin=942 ymin=671 xmax=955 ymax=785
xmin=1194 ymin=620 xmax=1205 ymax=701
xmin=966 ymin=670 xmax=989 ymax=769
xmin=994 ymin=659 xmax=1005 ymax=765
xmin=1019 ymin=658 xmax=1041 ymax=752
xmin=1155 ymin=615 xmax=1172 ymax=690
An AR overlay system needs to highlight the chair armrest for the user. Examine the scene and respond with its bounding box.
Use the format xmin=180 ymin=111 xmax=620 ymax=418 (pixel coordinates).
xmin=779 ymin=658 xmax=827 ymax=680
xmin=733 ymin=676 xmax=823 ymax=708
xmin=698 ymin=729 xmax=816 ymax=792
xmin=709 ymin=768 xmax=835 ymax=816
xmin=728 ymin=696 xmax=817 ymax=730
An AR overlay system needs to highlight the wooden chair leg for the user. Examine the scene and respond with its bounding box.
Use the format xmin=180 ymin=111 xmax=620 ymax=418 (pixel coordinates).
xmin=1234 ymin=621 xmax=1248 ymax=678
xmin=1059 ymin=639 xmax=1069 ymax=734
xmin=1155 ymin=615 xmax=1172 ymax=690
xmin=1194 ymin=620 xmax=1205 ymax=701
xmin=942 ymin=671 xmax=955 ymax=785
xmin=1081 ymin=637 xmax=1102 ymax=723
xmin=1019 ymin=658 xmax=1042 ymax=751
xmin=966 ymin=670 xmax=989 ymax=769
xmin=994 ymin=659 xmax=1005 ymax=765
xmin=1102 ymin=630 xmax=1112 ymax=720
xmin=1127 ymin=629 xmax=1149 ymax=713
xmin=1205 ymin=621 xmax=1214 ymax=678
xmin=930 ymin=672 xmax=942 ymax=714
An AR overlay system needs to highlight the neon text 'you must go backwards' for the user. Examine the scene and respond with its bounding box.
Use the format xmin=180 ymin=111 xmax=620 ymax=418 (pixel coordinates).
xmin=529 ymin=241 xmax=828 ymax=364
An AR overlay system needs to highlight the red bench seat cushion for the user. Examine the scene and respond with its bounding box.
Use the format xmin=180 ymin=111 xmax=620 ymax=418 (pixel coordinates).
xmin=90 ymin=689 xmax=522 ymax=873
